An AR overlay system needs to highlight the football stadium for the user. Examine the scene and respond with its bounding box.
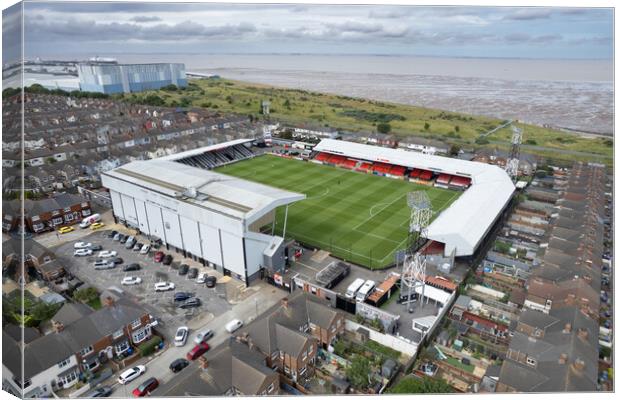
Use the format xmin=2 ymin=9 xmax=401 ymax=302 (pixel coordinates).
xmin=104 ymin=138 xmax=515 ymax=282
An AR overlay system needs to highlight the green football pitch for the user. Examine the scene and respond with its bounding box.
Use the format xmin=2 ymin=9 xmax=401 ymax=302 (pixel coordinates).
xmin=216 ymin=155 xmax=460 ymax=269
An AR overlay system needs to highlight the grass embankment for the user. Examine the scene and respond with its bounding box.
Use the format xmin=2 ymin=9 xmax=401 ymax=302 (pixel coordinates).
xmin=115 ymin=79 xmax=612 ymax=165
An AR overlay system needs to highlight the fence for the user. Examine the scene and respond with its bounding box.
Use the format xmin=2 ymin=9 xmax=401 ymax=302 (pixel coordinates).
xmin=345 ymin=320 xmax=419 ymax=357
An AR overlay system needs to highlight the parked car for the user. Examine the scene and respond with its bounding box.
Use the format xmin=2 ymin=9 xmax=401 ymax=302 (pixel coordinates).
xmin=178 ymin=264 xmax=189 ymax=276
xmin=174 ymin=292 xmax=192 ymax=302
xmin=132 ymin=377 xmax=159 ymax=397
xmin=95 ymin=262 xmax=116 ymax=270
xmin=59 ymin=226 xmax=74 ymax=234
xmin=225 ymin=319 xmax=243 ymax=333
xmin=186 ymin=341 xmax=210 ymax=360
xmin=85 ymin=386 xmax=113 ymax=397
xmin=178 ymin=298 xmax=201 ymax=309
xmin=118 ymin=365 xmax=146 ymax=384
xmin=123 ymin=263 xmax=141 ymax=272
xmin=196 ymin=273 xmax=207 ymax=284
xmin=107 ymin=230 xmax=118 ymax=238
xmin=154 ymin=282 xmax=175 ymax=292
xmin=194 ymin=329 xmax=214 ymax=344
xmin=162 ymin=255 xmax=173 ymax=265
xmin=74 ymin=241 xmax=92 ymax=249
xmin=132 ymin=242 xmax=143 ymax=252
xmin=169 ymin=358 xmax=190 ymax=373
xmin=89 ymin=244 xmax=103 ymax=251
xmin=140 ymin=244 xmax=151 ymax=254
xmin=74 ymin=249 xmax=93 ymax=257
xmin=187 ymin=268 xmax=198 ymax=279
xmin=154 ymin=251 xmax=165 ymax=262
xmin=121 ymin=276 xmax=142 ymax=286
xmin=113 ymin=233 xmax=122 ymax=241
xmin=98 ymin=250 xmax=118 ymax=258
xmin=205 ymin=276 xmax=217 ymax=288
xmin=94 ymin=259 xmax=115 ymax=268
xmin=119 ymin=235 xmax=129 ymax=244
xmin=112 ymin=257 xmax=124 ymax=265
xmin=90 ymin=222 xmax=105 ymax=230
xmin=125 ymin=237 xmax=136 ymax=249
xmin=174 ymin=326 xmax=189 ymax=347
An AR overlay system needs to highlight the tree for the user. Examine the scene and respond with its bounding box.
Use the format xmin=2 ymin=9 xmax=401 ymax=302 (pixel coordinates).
xmin=346 ymin=355 xmax=371 ymax=389
xmin=74 ymin=287 xmax=99 ymax=304
xmin=454 ymin=125 xmax=460 ymax=133
xmin=390 ymin=376 xmax=454 ymax=394
xmin=449 ymin=144 xmax=461 ymax=156
xmin=424 ymin=122 xmax=430 ymax=131
xmin=46 ymin=157 xmax=57 ymax=164
xmin=377 ymin=122 xmax=391 ymax=134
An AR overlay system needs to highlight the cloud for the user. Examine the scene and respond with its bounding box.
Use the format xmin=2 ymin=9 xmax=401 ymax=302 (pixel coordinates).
xmin=130 ymin=16 xmax=162 ymax=23
xmin=503 ymin=8 xmax=552 ymax=21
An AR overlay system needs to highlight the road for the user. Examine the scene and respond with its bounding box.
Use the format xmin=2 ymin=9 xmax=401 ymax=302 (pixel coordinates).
xmin=107 ymin=281 xmax=287 ymax=397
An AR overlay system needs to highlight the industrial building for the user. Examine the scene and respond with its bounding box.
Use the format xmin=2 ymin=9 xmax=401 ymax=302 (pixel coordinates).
xmin=77 ymin=63 xmax=187 ymax=93
xmin=101 ymin=140 xmax=304 ymax=284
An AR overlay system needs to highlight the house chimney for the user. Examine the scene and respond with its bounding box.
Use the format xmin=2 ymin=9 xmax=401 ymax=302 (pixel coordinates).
xmin=563 ymin=323 xmax=572 ymax=334
xmin=53 ymin=321 xmax=64 ymax=333
xmin=103 ymin=296 xmax=115 ymax=308
xmin=558 ymin=353 xmax=568 ymax=365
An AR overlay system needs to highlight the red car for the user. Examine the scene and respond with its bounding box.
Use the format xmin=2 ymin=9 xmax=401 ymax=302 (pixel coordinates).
xmin=186 ymin=341 xmax=210 ymax=360
xmin=154 ymin=251 xmax=165 ymax=263
xmin=132 ymin=377 xmax=159 ymax=397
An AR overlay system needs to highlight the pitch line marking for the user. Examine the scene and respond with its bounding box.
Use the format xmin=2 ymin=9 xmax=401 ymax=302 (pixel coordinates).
xmin=352 ymin=193 xmax=406 ymax=231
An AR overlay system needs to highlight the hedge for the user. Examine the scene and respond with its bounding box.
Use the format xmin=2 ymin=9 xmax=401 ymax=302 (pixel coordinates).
xmin=138 ymin=335 xmax=162 ymax=357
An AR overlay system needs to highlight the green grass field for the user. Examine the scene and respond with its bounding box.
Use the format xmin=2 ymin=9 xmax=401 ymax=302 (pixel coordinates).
xmin=216 ymin=155 xmax=460 ymax=269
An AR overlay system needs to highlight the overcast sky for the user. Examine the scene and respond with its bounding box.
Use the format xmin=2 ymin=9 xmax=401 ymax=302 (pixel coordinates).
xmin=2 ymin=2 xmax=614 ymax=61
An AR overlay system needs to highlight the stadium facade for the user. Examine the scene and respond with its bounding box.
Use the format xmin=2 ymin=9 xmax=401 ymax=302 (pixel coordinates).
xmin=313 ymin=139 xmax=516 ymax=257
xmin=77 ymin=63 xmax=187 ymax=94
xmin=101 ymin=140 xmax=304 ymax=284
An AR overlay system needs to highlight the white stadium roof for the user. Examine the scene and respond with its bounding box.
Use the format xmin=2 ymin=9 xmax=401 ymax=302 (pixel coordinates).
xmin=314 ymin=139 xmax=515 ymax=256
xmin=103 ymin=159 xmax=304 ymax=225
xmin=157 ymin=138 xmax=254 ymax=161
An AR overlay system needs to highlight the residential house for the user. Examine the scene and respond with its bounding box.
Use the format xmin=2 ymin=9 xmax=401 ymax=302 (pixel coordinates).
xmin=3 ymin=238 xmax=64 ymax=282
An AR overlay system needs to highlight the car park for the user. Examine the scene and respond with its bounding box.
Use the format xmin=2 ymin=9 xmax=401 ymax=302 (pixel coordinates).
xmin=118 ymin=365 xmax=146 ymax=384
xmin=154 ymin=251 xmax=165 ymax=262
xmin=98 ymin=250 xmax=118 ymax=258
xmin=186 ymin=341 xmax=210 ymax=360
xmin=89 ymin=244 xmax=103 ymax=251
xmin=188 ymin=268 xmax=198 ymax=279
xmin=59 ymin=226 xmax=74 ymax=234
xmin=154 ymin=282 xmax=175 ymax=292
xmin=132 ymin=377 xmax=159 ymax=397
xmin=196 ymin=273 xmax=207 ymax=284
xmin=74 ymin=241 xmax=92 ymax=249
xmin=85 ymin=386 xmax=113 ymax=397
xmin=90 ymin=222 xmax=105 ymax=230
xmin=121 ymin=276 xmax=142 ymax=286
xmin=174 ymin=292 xmax=192 ymax=302
xmin=162 ymin=254 xmax=173 ymax=265
xmin=225 ymin=319 xmax=243 ymax=333
xmin=169 ymin=359 xmax=190 ymax=373
xmin=178 ymin=298 xmax=201 ymax=309
xmin=178 ymin=264 xmax=189 ymax=276
xmin=194 ymin=329 xmax=214 ymax=344
xmin=74 ymin=249 xmax=93 ymax=257
xmin=140 ymin=244 xmax=151 ymax=254
xmin=205 ymin=276 xmax=217 ymax=288
xmin=123 ymin=263 xmax=141 ymax=272
xmin=174 ymin=326 xmax=189 ymax=346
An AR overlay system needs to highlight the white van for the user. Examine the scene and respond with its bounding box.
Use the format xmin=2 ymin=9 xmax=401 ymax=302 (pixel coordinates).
xmin=345 ymin=278 xmax=366 ymax=299
xmin=225 ymin=319 xmax=243 ymax=333
xmin=355 ymin=280 xmax=376 ymax=302
xmin=79 ymin=213 xmax=101 ymax=228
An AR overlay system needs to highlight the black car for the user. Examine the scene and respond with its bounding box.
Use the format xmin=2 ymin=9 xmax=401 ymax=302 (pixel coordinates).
xmin=89 ymin=244 xmax=103 ymax=251
xmin=178 ymin=264 xmax=189 ymax=276
xmin=132 ymin=242 xmax=142 ymax=251
xmin=119 ymin=234 xmax=128 ymax=244
xmin=205 ymin=276 xmax=217 ymax=288
xmin=178 ymin=298 xmax=201 ymax=309
xmin=162 ymin=254 xmax=173 ymax=266
xmin=107 ymin=230 xmax=118 ymax=238
xmin=187 ymin=268 xmax=198 ymax=279
xmin=123 ymin=263 xmax=141 ymax=272
xmin=169 ymin=358 xmax=190 ymax=373
xmin=174 ymin=292 xmax=192 ymax=302
xmin=112 ymin=257 xmax=124 ymax=265
xmin=85 ymin=386 xmax=113 ymax=397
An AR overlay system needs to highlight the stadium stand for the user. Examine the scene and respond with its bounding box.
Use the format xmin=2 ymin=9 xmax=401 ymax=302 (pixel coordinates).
xmin=450 ymin=176 xmax=472 ymax=189
xmin=389 ymin=165 xmax=407 ymax=176
xmin=436 ymin=174 xmax=452 ymax=185
xmin=418 ymin=170 xmax=433 ymax=181
xmin=315 ymin=152 xmax=330 ymax=162
xmin=163 ymin=139 xmax=255 ymax=170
